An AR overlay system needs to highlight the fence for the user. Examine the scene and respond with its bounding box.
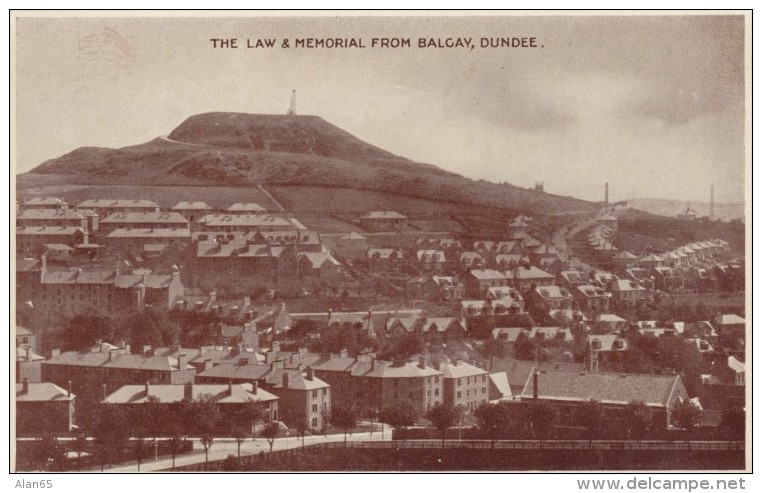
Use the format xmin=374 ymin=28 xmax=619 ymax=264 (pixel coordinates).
xmin=171 ymin=439 xmax=744 ymax=471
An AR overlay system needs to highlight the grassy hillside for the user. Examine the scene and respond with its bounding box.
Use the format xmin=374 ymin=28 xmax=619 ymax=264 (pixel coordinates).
xmin=21 ymin=113 xmax=596 ymax=215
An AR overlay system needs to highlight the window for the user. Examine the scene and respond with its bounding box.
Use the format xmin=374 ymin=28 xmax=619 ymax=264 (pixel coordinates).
xmin=467 ymin=390 xmax=470 ymax=397
xmin=312 ymin=404 xmax=318 ymax=413
xmin=482 ymin=375 xmax=487 ymax=382
xmin=323 ymin=388 xmax=328 ymax=396
xmin=312 ymin=418 xmax=318 ymax=428
xmin=435 ymin=376 xmax=439 ymax=383
xmin=312 ymin=390 xmax=318 ymax=398
xmin=435 ymin=389 xmax=439 ymax=397
xmin=456 ymin=391 xmax=461 ymax=399
xmin=457 ymin=378 xmax=462 ymax=387
xmin=394 ymin=379 xmax=399 ymax=387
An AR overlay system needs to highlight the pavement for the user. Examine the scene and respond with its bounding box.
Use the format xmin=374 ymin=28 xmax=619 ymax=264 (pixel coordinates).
xmin=93 ymin=427 xmax=390 ymax=473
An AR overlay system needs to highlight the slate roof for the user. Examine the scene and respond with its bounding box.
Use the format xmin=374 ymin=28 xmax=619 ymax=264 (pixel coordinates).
xmin=77 ymin=199 xmax=158 ymax=209
xmin=228 ymin=203 xmax=267 ymax=212
xmin=17 ymin=209 xmax=85 ymax=221
xmin=107 ymin=228 xmax=190 ymax=239
xmin=504 ymin=266 xmax=554 ymax=280
xmin=362 ymin=211 xmax=406 ymax=219
xmin=103 ymin=383 xmax=277 ymax=404
xmin=101 ymin=212 xmax=188 ymax=225
xmin=44 ymin=350 xmax=187 ymax=371
xmin=17 ymin=226 xmax=84 ymax=236
xmin=438 ymin=361 xmax=487 ymax=379
xmin=171 ymin=201 xmax=212 ymax=210
xmin=469 ymin=269 xmax=506 ymax=281
xmin=521 ymin=370 xmax=683 ymax=407
xmin=16 ymin=382 xmax=74 ymax=402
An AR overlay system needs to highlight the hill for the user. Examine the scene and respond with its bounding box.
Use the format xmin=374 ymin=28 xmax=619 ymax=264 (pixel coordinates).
xmin=20 ymin=112 xmax=595 ymax=215
xmin=625 ymin=197 xmax=744 ymax=222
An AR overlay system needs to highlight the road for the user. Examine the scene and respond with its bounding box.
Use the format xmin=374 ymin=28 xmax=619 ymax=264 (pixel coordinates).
xmin=92 ymin=428 xmax=390 ymax=473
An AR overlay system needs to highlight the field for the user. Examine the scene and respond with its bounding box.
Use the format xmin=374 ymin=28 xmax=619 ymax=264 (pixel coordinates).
xmin=16 ymin=176 xmax=280 ymax=211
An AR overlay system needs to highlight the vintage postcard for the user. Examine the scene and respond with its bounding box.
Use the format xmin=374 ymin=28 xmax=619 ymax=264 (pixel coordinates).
xmin=10 ymin=11 xmax=750 ymax=475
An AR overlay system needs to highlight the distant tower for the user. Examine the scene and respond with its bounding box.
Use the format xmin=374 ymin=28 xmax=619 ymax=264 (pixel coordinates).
xmin=534 ymin=181 xmax=544 ymax=192
xmin=710 ymin=185 xmax=715 ymax=220
xmin=287 ymin=89 xmax=296 ymax=115
xmin=605 ymin=182 xmax=609 ymax=206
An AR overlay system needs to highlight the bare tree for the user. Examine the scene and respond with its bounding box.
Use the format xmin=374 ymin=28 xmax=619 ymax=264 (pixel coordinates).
xmin=261 ymin=422 xmax=280 ymax=453
xmin=200 ymin=433 xmax=214 ymax=463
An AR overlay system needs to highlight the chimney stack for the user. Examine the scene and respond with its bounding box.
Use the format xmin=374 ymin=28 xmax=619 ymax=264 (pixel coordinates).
xmin=605 ymin=182 xmax=609 ymax=206
xmin=533 ymin=369 xmax=539 ymax=400
xmin=228 ymin=381 xmax=233 ymax=396
xmin=282 ymin=372 xmax=290 ymax=389
xmin=252 ymin=380 xmax=258 ymax=394
xmin=710 ymin=185 xmax=715 ymax=220
xmin=144 ymin=381 xmax=150 ymax=397
xmin=306 ymin=368 xmax=314 ymax=381
xmin=108 ymin=349 xmax=118 ymax=361
xmin=339 ymin=348 xmax=348 ymax=358
xmin=22 ymin=378 xmax=29 ymax=395
xmin=68 ymin=380 xmax=72 ymax=398
xmin=418 ymin=357 xmax=426 ymax=369
xmin=102 ymin=383 xmax=108 ymax=402
xmin=184 ymin=382 xmax=193 ymax=401
xmin=178 ymin=353 xmax=187 ymax=371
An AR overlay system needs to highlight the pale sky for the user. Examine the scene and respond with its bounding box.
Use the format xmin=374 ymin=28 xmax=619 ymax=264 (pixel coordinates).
xmin=13 ymin=13 xmax=747 ymax=203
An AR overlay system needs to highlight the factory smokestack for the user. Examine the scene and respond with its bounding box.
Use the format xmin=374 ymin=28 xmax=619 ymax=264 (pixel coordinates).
xmin=710 ymin=185 xmax=715 ymax=220
xmin=287 ymin=89 xmax=296 ymax=115
xmin=605 ymin=182 xmax=609 ymax=206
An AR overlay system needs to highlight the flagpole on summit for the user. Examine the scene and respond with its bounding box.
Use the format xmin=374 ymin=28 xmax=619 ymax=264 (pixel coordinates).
xmin=287 ymin=90 xmax=296 ymax=115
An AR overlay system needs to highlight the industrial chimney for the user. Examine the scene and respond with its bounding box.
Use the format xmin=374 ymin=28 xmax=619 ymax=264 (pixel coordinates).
xmin=710 ymin=185 xmax=715 ymax=221
xmin=605 ymin=182 xmax=609 ymax=206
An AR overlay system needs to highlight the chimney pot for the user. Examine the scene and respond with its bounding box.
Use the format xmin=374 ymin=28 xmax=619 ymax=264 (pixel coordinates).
xmin=22 ymin=378 xmax=29 ymax=395
xmin=252 ymin=380 xmax=258 ymax=394
xmin=228 ymin=381 xmax=233 ymax=396
xmin=145 ymin=381 xmax=149 ymax=397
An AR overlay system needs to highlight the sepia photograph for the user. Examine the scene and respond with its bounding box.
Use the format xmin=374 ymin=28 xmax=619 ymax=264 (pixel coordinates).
xmin=10 ymin=10 xmax=750 ymax=474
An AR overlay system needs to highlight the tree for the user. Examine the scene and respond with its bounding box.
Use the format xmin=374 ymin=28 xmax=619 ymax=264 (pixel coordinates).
xmin=295 ymin=419 xmax=310 ymax=447
xmin=261 ymin=422 xmax=280 ymax=453
xmin=245 ymin=398 xmax=269 ymax=441
xmin=719 ymin=406 xmax=745 ymax=440
xmin=577 ymin=399 xmax=604 ymax=447
xmin=230 ymin=424 xmax=249 ymax=458
xmin=482 ymin=338 xmax=509 ymax=359
xmin=624 ymin=400 xmax=653 ymax=441
xmin=121 ymin=308 xmax=180 ymax=349
xmin=524 ymin=400 xmax=558 ymax=441
xmin=192 ymin=393 xmax=221 ymax=435
xmin=671 ymin=399 xmax=701 ymax=432
xmin=200 ymin=433 xmax=214 ymax=463
xmin=89 ymin=405 xmax=129 ymax=469
xmin=379 ymin=401 xmax=419 ymax=442
xmin=474 ymin=402 xmax=513 ymax=448
xmin=167 ymin=426 xmax=184 ymax=470
xmin=331 ymin=402 xmax=360 ymax=444
xmin=425 ymin=403 xmax=463 ymax=448
xmin=133 ymin=434 xmax=147 ymax=472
